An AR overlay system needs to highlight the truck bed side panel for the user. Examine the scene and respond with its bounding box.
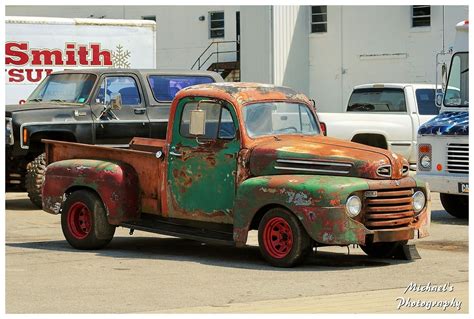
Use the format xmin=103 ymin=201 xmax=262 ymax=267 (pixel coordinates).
xmin=43 ymin=139 xmax=164 ymax=215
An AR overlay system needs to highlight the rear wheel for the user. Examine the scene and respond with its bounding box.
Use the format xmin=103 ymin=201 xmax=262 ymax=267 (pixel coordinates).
xmin=360 ymin=240 xmax=408 ymax=259
xmin=258 ymin=208 xmax=311 ymax=267
xmin=25 ymin=153 xmax=46 ymax=208
xmin=440 ymin=193 xmax=468 ymax=219
xmin=61 ymin=190 xmax=115 ymax=250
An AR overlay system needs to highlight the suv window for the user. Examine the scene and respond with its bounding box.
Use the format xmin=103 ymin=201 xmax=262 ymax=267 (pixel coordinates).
xmin=148 ymin=75 xmax=214 ymax=102
xmin=415 ymin=89 xmax=440 ymax=115
xmin=95 ymin=76 xmax=141 ymax=106
xmin=347 ymin=88 xmax=407 ymax=112
xmin=180 ymin=101 xmax=236 ymax=140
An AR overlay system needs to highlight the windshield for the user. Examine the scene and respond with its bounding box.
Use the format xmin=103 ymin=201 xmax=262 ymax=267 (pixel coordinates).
xmin=243 ymin=102 xmax=320 ymax=138
xmin=347 ymin=88 xmax=406 ymax=112
xmin=148 ymin=75 xmax=214 ymax=102
xmin=444 ymin=52 xmax=469 ymax=107
xmin=28 ymin=73 xmax=97 ymax=104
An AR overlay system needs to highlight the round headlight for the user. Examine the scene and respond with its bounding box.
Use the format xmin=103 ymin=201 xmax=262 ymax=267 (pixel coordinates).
xmin=420 ymin=155 xmax=431 ymax=168
xmin=346 ymin=195 xmax=362 ymax=218
xmin=412 ymin=191 xmax=426 ymax=213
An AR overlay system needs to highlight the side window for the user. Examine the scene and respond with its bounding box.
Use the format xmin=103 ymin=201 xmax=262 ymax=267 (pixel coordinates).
xmin=219 ymin=107 xmax=236 ymax=139
xmin=180 ymin=101 xmax=236 ymax=140
xmin=95 ymin=76 xmax=141 ymax=106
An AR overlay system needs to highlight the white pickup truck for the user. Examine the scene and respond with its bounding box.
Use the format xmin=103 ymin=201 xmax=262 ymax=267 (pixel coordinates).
xmin=318 ymin=83 xmax=440 ymax=169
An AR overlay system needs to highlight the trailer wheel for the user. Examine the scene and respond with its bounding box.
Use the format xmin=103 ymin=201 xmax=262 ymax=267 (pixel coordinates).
xmin=440 ymin=193 xmax=468 ymax=219
xmin=360 ymin=240 xmax=408 ymax=259
xmin=258 ymin=208 xmax=311 ymax=267
xmin=25 ymin=153 xmax=46 ymax=208
xmin=61 ymin=190 xmax=115 ymax=250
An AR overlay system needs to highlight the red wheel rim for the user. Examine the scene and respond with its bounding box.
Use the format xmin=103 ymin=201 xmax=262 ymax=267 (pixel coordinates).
xmin=67 ymin=202 xmax=92 ymax=239
xmin=263 ymin=217 xmax=293 ymax=259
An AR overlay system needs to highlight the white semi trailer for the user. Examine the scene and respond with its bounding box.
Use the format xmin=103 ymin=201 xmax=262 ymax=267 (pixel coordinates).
xmin=5 ymin=16 xmax=156 ymax=105
xmin=417 ymin=20 xmax=469 ymax=219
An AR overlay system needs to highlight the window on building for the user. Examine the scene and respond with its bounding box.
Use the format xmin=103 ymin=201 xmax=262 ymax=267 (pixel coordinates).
xmin=311 ymin=6 xmax=327 ymax=33
xmin=412 ymin=5 xmax=430 ymax=27
xmin=209 ymin=11 xmax=225 ymax=38
xmin=142 ymin=15 xmax=156 ymax=22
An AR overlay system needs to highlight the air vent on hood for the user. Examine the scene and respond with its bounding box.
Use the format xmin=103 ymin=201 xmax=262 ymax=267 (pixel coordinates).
xmin=275 ymin=159 xmax=352 ymax=175
xmin=377 ymin=165 xmax=392 ymax=178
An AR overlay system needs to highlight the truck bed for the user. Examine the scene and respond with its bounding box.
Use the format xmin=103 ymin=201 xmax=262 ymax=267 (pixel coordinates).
xmin=43 ymin=138 xmax=166 ymax=214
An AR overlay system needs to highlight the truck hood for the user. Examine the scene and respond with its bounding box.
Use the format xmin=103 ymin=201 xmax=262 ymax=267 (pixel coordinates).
xmin=248 ymin=135 xmax=408 ymax=180
xmin=418 ymin=111 xmax=469 ymax=136
xmin=5 ymin=103 xmax=80 ymax=116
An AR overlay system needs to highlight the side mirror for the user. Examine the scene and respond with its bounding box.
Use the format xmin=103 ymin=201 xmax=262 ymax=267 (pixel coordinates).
xmin=441 ymin=63 xmax=448 ymax=92
xmin=435 ymin=92 xmax=444 ymax=108
xmin=109 ymin=93 xmax=122 ymax=110
xmin=189 ymin=109 xmax=206 ymax=136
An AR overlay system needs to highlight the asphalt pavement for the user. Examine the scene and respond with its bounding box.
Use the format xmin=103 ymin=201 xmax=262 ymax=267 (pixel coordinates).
xmin=5 ymin=192 xmax=469 ymax=313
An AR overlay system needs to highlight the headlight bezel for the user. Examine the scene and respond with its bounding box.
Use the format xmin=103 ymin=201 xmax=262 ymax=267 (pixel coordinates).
xmin=345 ymin=195 xmax=362 ymax=218
xmin=420 ymin=155 xmax=431 ymax=168
xmin=412 ymin=190 xmax=426 ymax=213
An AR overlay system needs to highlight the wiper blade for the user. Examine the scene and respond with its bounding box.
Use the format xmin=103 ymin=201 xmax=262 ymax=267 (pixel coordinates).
xmin=50 ymin=99 xmax=67 ymax=102
xmin=29 ymin=98 xmax=42 ymax=102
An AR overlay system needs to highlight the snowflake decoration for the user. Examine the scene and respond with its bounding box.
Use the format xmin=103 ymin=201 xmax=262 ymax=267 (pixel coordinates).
xmin=112 ymin=45 xmax=131 ymax=68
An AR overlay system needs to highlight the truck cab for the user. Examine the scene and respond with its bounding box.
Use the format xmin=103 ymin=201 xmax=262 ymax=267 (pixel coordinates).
xmin=41 ymin=82 xmax=431 ymax=267
xmin=417 ymin=20 xmax=469 ymax=219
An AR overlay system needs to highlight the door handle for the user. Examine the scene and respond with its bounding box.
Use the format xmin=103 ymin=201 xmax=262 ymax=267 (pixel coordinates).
xmin=134 ymin=108 xmax=146 ymax=115
xmin=169 ymin=151 xmax=182 ymax=157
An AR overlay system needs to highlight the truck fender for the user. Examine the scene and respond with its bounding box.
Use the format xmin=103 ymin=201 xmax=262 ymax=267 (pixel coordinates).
xmin=42 ymin=159 xmax=140 ymax=225
xmin=233 ymin=175 xmax=371 ymax=247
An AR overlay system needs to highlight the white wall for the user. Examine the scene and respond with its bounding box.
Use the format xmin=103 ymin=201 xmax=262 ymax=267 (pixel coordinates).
xmin=6 ymin=5 xmax=241 ymax=70
xmin=272 ymin=6 xmax=309 ymax=95
xmin=309 ymin=5 xmax=469 ymax=112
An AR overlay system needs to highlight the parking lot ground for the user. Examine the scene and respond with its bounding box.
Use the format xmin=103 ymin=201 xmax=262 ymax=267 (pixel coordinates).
xmin=5 ymin=192 xmax=468 ymax=314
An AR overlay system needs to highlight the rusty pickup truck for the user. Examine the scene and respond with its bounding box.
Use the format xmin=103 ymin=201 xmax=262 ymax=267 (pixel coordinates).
xmin=41 ymin=82 xmax=431 ymax=267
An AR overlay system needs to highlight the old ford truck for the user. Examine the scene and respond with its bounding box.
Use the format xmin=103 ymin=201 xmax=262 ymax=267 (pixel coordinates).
xmin=41 ymin=82 xmax=431 ymax=267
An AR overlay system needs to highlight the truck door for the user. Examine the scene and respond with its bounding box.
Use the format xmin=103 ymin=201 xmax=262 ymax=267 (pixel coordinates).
xmin=167 ymin=97 xmax=239 ymax=224
xmin=91 ymin=74 xmax=150 ymax=146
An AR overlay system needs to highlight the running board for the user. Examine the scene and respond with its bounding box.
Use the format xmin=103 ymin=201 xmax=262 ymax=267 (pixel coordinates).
xmin=120 ymin=216 xmax=235 ymax=246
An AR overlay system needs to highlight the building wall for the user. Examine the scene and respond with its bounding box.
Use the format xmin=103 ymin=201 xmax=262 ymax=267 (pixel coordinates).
xmin=309 ymin=5 xmax=469 ymax=112
xmin=272 ymin=6 xmax=309 ymax=95
xmin=6 ymin=5 xmax=469 ymax=112
xmin=6 ymin=5 xmax=241 ymax=70
xmin=240 ymin=6 xmax=272 ymax=84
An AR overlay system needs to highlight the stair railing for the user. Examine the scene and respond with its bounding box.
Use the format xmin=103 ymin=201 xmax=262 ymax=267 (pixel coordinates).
xmin=191 ymin=40 xmax=239 ymax=70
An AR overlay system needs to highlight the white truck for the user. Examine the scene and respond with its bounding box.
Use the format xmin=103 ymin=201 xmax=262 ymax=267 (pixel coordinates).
xmin=317 ymin=83 xmax=440 ymax=169
xmin=5 ymin=16 xmax=156 ymax=105
xmin=417 ymin=20 xmax=469 ymax=219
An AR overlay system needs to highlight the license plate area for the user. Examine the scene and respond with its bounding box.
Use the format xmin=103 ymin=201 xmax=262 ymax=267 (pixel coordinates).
xmin=458 ymin=182 xmax=469 ymax=193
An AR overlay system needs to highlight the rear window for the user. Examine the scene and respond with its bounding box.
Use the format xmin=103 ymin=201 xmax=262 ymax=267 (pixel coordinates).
xmin=148 ymin=75 xmax=215 ymax=102
xmin=415 ymin=89 xmax=440 ymax=115
xmin=347 ymin=88 xmax=407 ymax=112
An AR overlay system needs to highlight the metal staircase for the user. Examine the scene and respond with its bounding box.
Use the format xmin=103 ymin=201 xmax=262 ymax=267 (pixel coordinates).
xmin=191 ymin=40 xmax=240 ymax=82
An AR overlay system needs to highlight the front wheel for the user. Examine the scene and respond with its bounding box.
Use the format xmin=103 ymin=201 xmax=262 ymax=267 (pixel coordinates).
xmin=360 ymin=240 xmax=408 ymax=259
xmin=440 ymin=193 xmax=468 ymax=219
xmin=258 ymin=208 xmax=311 ymax=267
xmin=61 ymin=190 xmax=115 ymax=250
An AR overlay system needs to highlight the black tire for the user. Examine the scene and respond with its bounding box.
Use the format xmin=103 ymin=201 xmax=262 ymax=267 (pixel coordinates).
xmin=61 ymin=190 xmax=115 ymax=250
xmin=360 ymin=240 xmax=408 ymax=259
xmin=25 ymin=153 xmax=46 ymax=208
xmin=440 ymin=193 xmax=469 ymax=219
xmin=258 ymin=208 xmax=311 ymax=267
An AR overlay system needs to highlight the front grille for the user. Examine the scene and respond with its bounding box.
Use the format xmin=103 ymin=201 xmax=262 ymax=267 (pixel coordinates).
xmin=274 ymin=159 xmax=352 ymax=175
xmin=364 ymin=188 xmax=415 ymax=230
xmin=447 ymin=143 xmax=469 ymax=174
